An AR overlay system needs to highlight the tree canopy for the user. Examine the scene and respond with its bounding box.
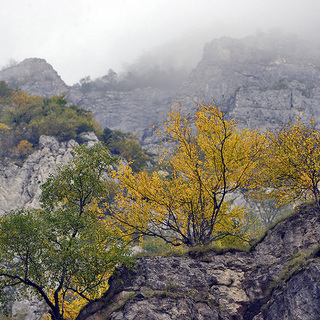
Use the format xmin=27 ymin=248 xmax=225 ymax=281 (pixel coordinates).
xmin=111 ymin=103 xmax=265 ymax=247
xmin=0 ymin=87 xmax=102 ymax=161
xmin=253 ymin=119 xmax=320 ymax=207
xmin=102 ymin=128 xmax=151 ymax=172
xmin=0 ymin=143 xmax=131 ymax=320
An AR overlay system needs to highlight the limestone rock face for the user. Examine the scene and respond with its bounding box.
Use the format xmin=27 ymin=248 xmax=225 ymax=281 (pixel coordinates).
xmin=77 ymin=204 xmax=320 ymax=320
xmin=0 ymin=135 xmax=75 ymax=214
xmin=1 ymin=34 xmax=320 ymax=151
xmin=69 ymin=34 xmax=320 ymax=145
xmin=265 ymin=262 xmax=320 ymax=320
xmin=67 ymin=87 xmax=175 ymax=146
xmin=0 ymin=132 xmax=98 ymax=215
xmin=179 ymin=34 xmax=320 ymax=131
xmin=0 ymin=58 xmax=68 ymax=97
xmin=11 ymin=296 xmax=47 ymax=320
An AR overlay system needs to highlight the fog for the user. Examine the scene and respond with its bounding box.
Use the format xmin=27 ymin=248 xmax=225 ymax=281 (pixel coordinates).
xmin=1 ymin=0 xmax=319 ymax=85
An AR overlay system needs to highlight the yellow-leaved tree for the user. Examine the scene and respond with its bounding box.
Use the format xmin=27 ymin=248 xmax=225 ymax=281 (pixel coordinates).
xmin=112 ymin=103 xmax=265 ymax=247
xmin=253 ymin=120 xmax=320 ymax=207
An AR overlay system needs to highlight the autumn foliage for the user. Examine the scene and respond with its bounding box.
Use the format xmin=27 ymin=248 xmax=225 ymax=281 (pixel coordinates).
xmin=112 ymin=103 xmax=265 ymax=247
xmin=252 ymin=119 xmax=320 ymax=207
xmin=0 ymin=83 xmax=102 ymax=161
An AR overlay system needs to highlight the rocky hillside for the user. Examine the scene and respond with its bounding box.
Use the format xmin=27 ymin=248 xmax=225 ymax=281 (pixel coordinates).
xmin=0 ymin=33 xmax=319 ymax=320
xmin=77 ymin=203 xmax=320 ymax=320
xmin=1 ymin=33 xmax=320 ymax=151
xmin=0 ymin=58 xmax=68 ymax=97
xmin=0 ymin=136 xmax=74 ymax=214
xmin=178 ymin=33 xmax=320 ymax=131
xmin=0 ymin=132 xmax=98 ymax=215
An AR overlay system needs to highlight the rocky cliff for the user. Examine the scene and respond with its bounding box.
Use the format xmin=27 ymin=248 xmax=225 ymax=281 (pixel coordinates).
xmin=1 ymin=33 xmax=320 ymax=150
xmin=0 ymin=136 xmax=74 ymax=214
xmin=0 ymin=132 xmax=98 ymax=215
xmin=0 ymin=58 xmax=68 ymax=97
xmin=178 ymin=33 xmax=320 ymax=131
xmin=77 ymin=203 xmax=320 ymax=320
xmin=67 ymin=86 xmax=175 ymax=150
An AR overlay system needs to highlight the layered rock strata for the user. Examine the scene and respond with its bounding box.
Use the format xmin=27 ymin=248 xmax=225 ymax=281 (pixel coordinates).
xmin=1 ymin=34 xmax=320 ymax=150
xmin=77 ymin=203 xmax=320 ymax=320
xmin=0 ymin=132 xmax=98 ymax=215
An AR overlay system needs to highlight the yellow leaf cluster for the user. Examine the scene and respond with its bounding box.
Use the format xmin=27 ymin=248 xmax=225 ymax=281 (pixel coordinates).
xmin=112 ymin=103 xmax=265 ymax=247
xmin=254 ymin=120 xmax=320 ymax=206
xmin=14 ymin=139 xmax=33 ymax=156
xmin=0 ymin=122 xmax=10 ymax=131
xmin=12 ymin=90 xmax=30 ymax=108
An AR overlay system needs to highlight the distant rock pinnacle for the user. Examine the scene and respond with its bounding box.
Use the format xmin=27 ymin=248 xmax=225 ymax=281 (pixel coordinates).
xmin=0 ymin=58 xmax=68 ymax=97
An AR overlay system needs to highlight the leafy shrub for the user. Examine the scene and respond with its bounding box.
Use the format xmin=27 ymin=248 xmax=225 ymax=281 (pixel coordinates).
xmin=102 ymin=128 xmax=152 ymax=172
xmin=0 ymin=87 xmax=102 ymax=162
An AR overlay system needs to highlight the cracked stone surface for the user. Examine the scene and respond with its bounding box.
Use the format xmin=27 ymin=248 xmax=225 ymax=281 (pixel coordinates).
xmin=1 ymin=34 xmax=320 ymax=155
xmin=77 ymin=204 xmax=320 ymax=320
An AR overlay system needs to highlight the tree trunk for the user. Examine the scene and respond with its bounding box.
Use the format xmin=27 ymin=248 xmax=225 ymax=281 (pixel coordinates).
xmin=49 ymin=309 xmax=65 ymax=320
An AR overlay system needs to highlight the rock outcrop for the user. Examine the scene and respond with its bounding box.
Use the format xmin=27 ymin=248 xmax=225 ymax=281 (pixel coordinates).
xmin=0 ymin=136 xmax=75 ymax=214
xmin=1 ymin=33 xmax=320 ymax=151
xmin=0 ymin=58 xmax=68 ymax=97
xmin=264 ymin=262 xmax=320 ymax=320
xmin=0 ymin=132 xmax=99 ymax=215
xmin=77 ymin=203 xmax=320 ymax=320
xmin=67 ymin=87 xmax=176 ymax=149
xmin=178 ymin=33 xmax=320 ymax=131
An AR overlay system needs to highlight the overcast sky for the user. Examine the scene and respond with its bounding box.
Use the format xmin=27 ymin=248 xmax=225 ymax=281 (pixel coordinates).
xmin=1 ymin=0 xmax=319 ymax=85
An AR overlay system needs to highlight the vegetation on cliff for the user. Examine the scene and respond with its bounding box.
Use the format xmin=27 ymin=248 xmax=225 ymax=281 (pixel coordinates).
xmin=111 ymin=103 xmax=320 ymax=249
xmin=0 ymin=81 xmax=151 ymax=171
xmin=102 ymin=127 xmax=152 ymax=172
xmin=252 ymin=119 xmax=320 ymax=207
xmin=76 ymin=65 xmax=187 ymax=93
xmin=1 ymin=98 xmax=320 ymax=319
xmin=0 ymin=143 xmax=132 ymax=320
xmin=111 ymin=103 xmax=265 ymax=247
xmin=0 ymin=81 xmax=101 ymax=161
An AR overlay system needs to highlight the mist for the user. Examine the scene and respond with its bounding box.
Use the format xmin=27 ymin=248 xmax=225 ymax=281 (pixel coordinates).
xmin=1 ymin=0 xmax=320 ymax=85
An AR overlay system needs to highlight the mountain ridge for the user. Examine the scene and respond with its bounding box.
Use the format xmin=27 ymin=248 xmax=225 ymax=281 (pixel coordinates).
xmin=0 ymin=58 xmax=68 ymax=96
xmin=1 ymin=34 xmax=320 ymax=150
xmin=1 ymin=34 xmax=320 ymax=319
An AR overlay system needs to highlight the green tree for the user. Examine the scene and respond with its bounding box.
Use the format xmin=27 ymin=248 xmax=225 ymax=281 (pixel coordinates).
xmin=102 ymin=69 xmax=118 ymax=88
xmin=0 ymin=81 xmax=13 ymax=99
xmin=79 ymin=76 xmax=92 ymax=93
xmin=102 ymin=128 xmax=151 ymax=172
xmin=0 ymin=143 xmax=131 ymax=320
